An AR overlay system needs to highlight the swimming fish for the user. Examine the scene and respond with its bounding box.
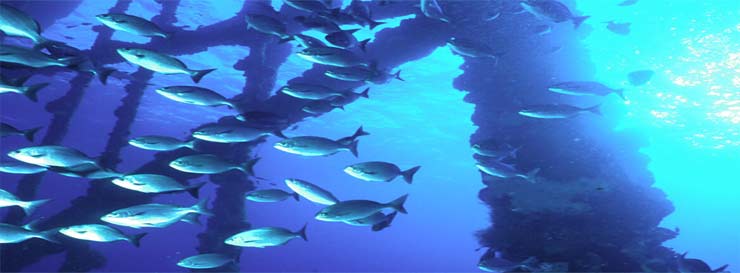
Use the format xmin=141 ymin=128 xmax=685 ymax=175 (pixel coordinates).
xmin=155 ymin=86 xmax=236 ymax=109
xmin=0 ymin=222 xmax=58 ymax=244
xmin=284 ymin=0 xmax=334 ymax=14
xmin=605 ymin=20 xmax=631 ymax=35
xmin=447 ymin=38 xmax=504 ymax=60
xmin=302 ymin=100 xmax=345 ymax=116
xmin=627 ymin=70 xmax=654 ymax=86
xmin=315 ymin=194 xmax=408 ymax=222
xmin=0 ymin=4 xmax=60 ymax=49
xmin=96 ymin=13 xmax=169 ymax=38
xmin=0 ymin=161 xmax=47 ymax=174
xmin=548 ymin=81 xmax=625 ymax=100
xmin=344 ymin=211 xmax=398 ymax=232
xmin=128 ymin=136 xmax=195 ymax=151
xmin=284 ymin=178 xmax=340 ymax=205
xmin=420 ymin=0 xmax=451 ymax=23
xmin=1 ymin=122 xmax=40 ymax=141
xmin=347 ymin=0 xmax=384 ymax=29
xmin=48 ymin=164 xmax=121 ymax=179
xmin=617 ymin=0 xmax=639 ymax=7
xmin=245 ymin=189 xmax=300 ymax=202
xmin=296 ymin=46 xmax=369 ymax=67
xmin=0 ymin=76 xmax=48 ymax=102
xmin=478 ymin=249 xmax=539 ymax=273
xmin=177 ymin=253 xmax=234 ymax=269
xmin=282 ymin=84 xmax=367 ymax=101
xmin=0 ymin=45 xmax=80 ymax=68
xmin=325 ymin=29 xmax=370 ymax=51
xmin=7 ymin=145 xmax=97 ymax=168
xmin=111 ymin=174 xmax=205 ymax=198
xmin=325 ymin=66 xmax=403 ymax=84
xmin=193 ymin=124 xmax=284 ymax=143
xmin=274 ymin=127 xmax=369 ymax=157
xmin=116 ymin=48 xmax=215 ymax=83
xmin=59 ymin=224 xmax=147 ymax=247
xmin=245 ymin=14 xmax=291 ymax=39
xmin=225 ymin=225 xmax=307 ymax=248
xmin=170 ymin=154 xmax=259 ymax=175
xmin=471 ymin=141 xmax=520 ymax=159
xmin=344 ymin=162 xmax=421 ymax=184
xmin=291 ymin=34 xmax=327 ymax=48
xmin=294 ymin=15 xmax=341 ymax=34
xmin=475 ymin=161 xmax=539 ymax=182
xmin=101 ymin=199 xmax=211 ymax=229
xmin=518 ymin=104 xmax=601 ymax=119
xmin=677 ymin=252 xmax=728 ymax=273
xmin=0 ymin=188 xmax=49 ymax=216
xmin=520 ymin=0 xmax=589 ymax=29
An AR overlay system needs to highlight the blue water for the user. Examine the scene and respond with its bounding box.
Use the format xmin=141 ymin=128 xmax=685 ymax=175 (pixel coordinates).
xmin=1 ymin=0 xmax=739 ymax=271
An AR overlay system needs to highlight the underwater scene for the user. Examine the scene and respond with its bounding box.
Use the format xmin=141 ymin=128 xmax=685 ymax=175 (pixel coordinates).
xmin=0 ymin=0 xmax=738 ymax=272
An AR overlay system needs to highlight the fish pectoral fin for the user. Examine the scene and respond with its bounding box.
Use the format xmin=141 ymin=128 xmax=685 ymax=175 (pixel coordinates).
xmin=29 ymin=153 xmax=46 ymax=158
xmin=132 ymin=181 xmax=146 ymax=186
xmin=113 ymin=19 xmax=128 ymax=23
xmin=135 ymin=54 xmax=145 ymax=58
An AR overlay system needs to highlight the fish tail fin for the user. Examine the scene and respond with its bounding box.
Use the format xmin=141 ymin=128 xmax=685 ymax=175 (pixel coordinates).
xmin=22 ymin=126 xmax=42 ymax=142
xmin=23 ymin=82 xmax=49 ymax=102
xmin=347 ymin=140 xmax=360 ymax=157
xmin=129 ymin=232 xmax=147 ymax=247
xmin=401 ymin=166 xmax=421 ymax=184
xmin=186 ymin=182 xmax=206 ymax=199
xmin=292 ymin=192 xmax=300 ymax=202
xmin=615 ymin=89 xmax=627 ymax=101
xmin=587 ymin=104 xmax=602 ymax=116
xmin=297 ymin=224 xmax=308 ymax=241
xmin=713 ymin=265 xmax=729 ymax=272
xmin=337 ymin=105 xmax=345 ymax=111
xmin=358 ymin=87 xmax=370 ymax=99
xmin=358 ymin=39 xmax=370 ymax=52
xmin=190 ymin=68 xmax=216 ymax=83
xmin=393 ymin=70 xmax=404 ymax=81
xmin=20 ymin=198 xmax=50 ymax=216
xmin=192 ymin=198 xmax=213 ymax=216
xmin=573 ymin=15 xmax=590 ymax=29
xmin=96 ymin=67 xmax=115 ymax=85
xmin=387 ymin=194 xmax=408 ymax=214
xmin=368 ymin=20 xmax=384 ymax=30
xmin=181 ymin=213 xmax=202 ymax=225
xmin=525 ymin=168 xmax=540 ymax=183
xmin=184 ymin=139 xmax=197 ymax=150
xmin=350 ymin=126 xmax=370 ymax=140
xmin=272 ymin=130 xmax=287 ymax=139
xmin=238 ymin=157 xmax=260 ymax=176
xmin=37 ymin=229 xmax=61 ymax=244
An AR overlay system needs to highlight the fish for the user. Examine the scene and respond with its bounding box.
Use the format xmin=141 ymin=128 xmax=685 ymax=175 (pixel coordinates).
xmin=478 ymin=249 xmax=539 ymax=273
xmin=245 ymin=14 xmax=291 ymax=39
xmin=1 ymin=123 xmax=41 ymax=141
xmin=245 ymin=189 xmax=300 ymax=202
xmin=169 ymin=154 xmax=259 ymax=175
xmin=0 ymin=222 xmax=58 ymax=244
xmin=44 ymin=43 xmax=115 ymax=85
xmin=520 ymin=0 xmax=589 ymax=29
xmin=177 ymin=253 xmax=234 ymax=269
xmin=325 ymin=29 xmax=370 ymax=51
xmin=420 ymin=0 xmax=451 ymax=23
xmin=605 ymin=21 xmax=631 ymax=35
xmin=471 ymin=141 xmax=520 ymax=159
xmin=274 ymin=126 xmax=369 ymax=157
xmin=291 ymin=34 xmax=327 ymax=48
xmin=0 ymin=45 xmax=80 ymax=68
xmin=677 ymin=252 xmax=728 ymax=273
xmin=325 ymin=66 xmax=403 ymax=84
xmin=58 ymin=224 xmax=147 ymax=247
xmin=348 ymin=0 xmax=384 ymax=29
xmin=344 ymin=211 xmax=398 ymax=232
xmin=7 ymin=145 xmax=97 ymax=168
xmin=193 ymin=124 xmax=283 ymax=143
xmin=100 ymin=199 xmax=211 ymax=229
xmin=0 ymin=188 xmax=49 ymax=216
xmin=315 ymin=194 xmax=408 ymax=222
xmin=284 ymin=178 xmax=340 ymax=205
xmin=284 ymin=0 xmax=334 ymax=14
xmin=281 ymin=84 xmax=367 ymax=101
xmin=235 ymin=111 xmax=290 ymax=128
xmin=294 ymin=15 xmax=342 ymax=34
xmin=344 ymin=162 xmax=421 ymax=184
xmin=296 ymin=46 xmax=369 ymax=67
xmin=475 ymin=161 xmax=539 ymax=182
xmin=618 ymin=0 xmax=639 ymax=6
xmin=0 ymin=161 xmax=47 ymax=174
xmin=627 ymin=70 xmax=654 ymax=86
xmin=155 ymin=86 xmax=236 ymax=109
xmin=116 ymin=48 xmax=216 ymax=83
xmin=0 ymin=76 xmax=49 ymax=102
xmin=518 ymin=104 xmax=601 ymax=119
xmin=95 ymin=13 xmax=169 ymax=38
xmin=447 ymin=38 xmax=504 ymax=60
xmin=49 ymin=164 xmax=121 ymax=179
xmin=128 ymin=136 xmax=195 ymax=151
xmin=0 ymin=4 xmax=60 ymax=49
xmin=302 ymin=100 xmax=345 ymax=116
xmin=225 ymin=225 xmax=307 ymax=248
xmin=548 ymin=81 xmax=625 ymax=100
xmin=111 ymin=174 xmax=205 ymax=198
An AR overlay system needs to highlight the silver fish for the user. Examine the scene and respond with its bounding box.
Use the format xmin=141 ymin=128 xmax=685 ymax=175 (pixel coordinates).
xmin=315 ymin=194 xmax=408 ymax=222
xmin=518 ymin=104 xmax=601 ymax=119
xmin=169 ymin=154 xmax=259 ymax=175
xmin=0 ymin=222 xmax=58 ymax=244
xmin=155 ymin=86 xmax=236 ymax=109
xmin=284 ymin=178 xmax=339 ymax=205
xmin=548 ymin=81 xmax=625 ymax=100
xmin=325 ymin=29 xmax=370 ymax=51
xmin=111 ymin=174 xmax=204 ymax=198
xmin=225 ymin=225 xmax=307 ymax=248
xmin=96 ymin=13 xmax=168 ymax=38
xmin=0 ymin=45 xmax=80 ymax=68
xmin=0 ymin=76 xmax=48 ymax=102
xmin=302 ymin=100 xmax=345 ymax=116
xmin=1 ymin=122 xmax=40 ymax=141
xmin=0 ymin=161 xmax=47 ymax=174
xmin=520 ymin=0 xmax=589 ymax=29
xmin=291 ymin=34 xmax=327 ymax=48
xmin=420 ymin=0 xmax=450 ymax=22
xmin=245 ymin=189 xmax=300 ymax=202
xmin=274 ymin=127 xmax=368 ymax=157
xmin=281 ymin=83 xmax=364 ymax=101
xmin=344 ymin=161 xmax=421 ymax=184
xmin=193 ymin=124 xmax=283 ymax=143
xmin=59 ymin=224 xmax=147 ymax=247
xmin=7 ymin=145 xmax=97 ymax=168
xmin=447 ymin=38 xmax=503 ymax=59
xmin=177 ymin=253 xmax=234 ymax=269
xmin=0 ymin=188 xmax=49 ymax=215
xmin=245 ymin=14 xmax=290 ymax=39
xmin=116 ymin=48 xmax=215 ymax=83
xmin=284 ymin=0 xmax=333 ymax=14
xmin=101 ymin=199 xmax=211 ymax=229
xmin=0 ymin=4 xmax=59 ymax=48
xmin=128 ymin=135 xmax=195 ymax=151
xmin=475 ymin=161 xmax=539 ymax=182
xmin=296 ymin=46 xmax=369 ymax=67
